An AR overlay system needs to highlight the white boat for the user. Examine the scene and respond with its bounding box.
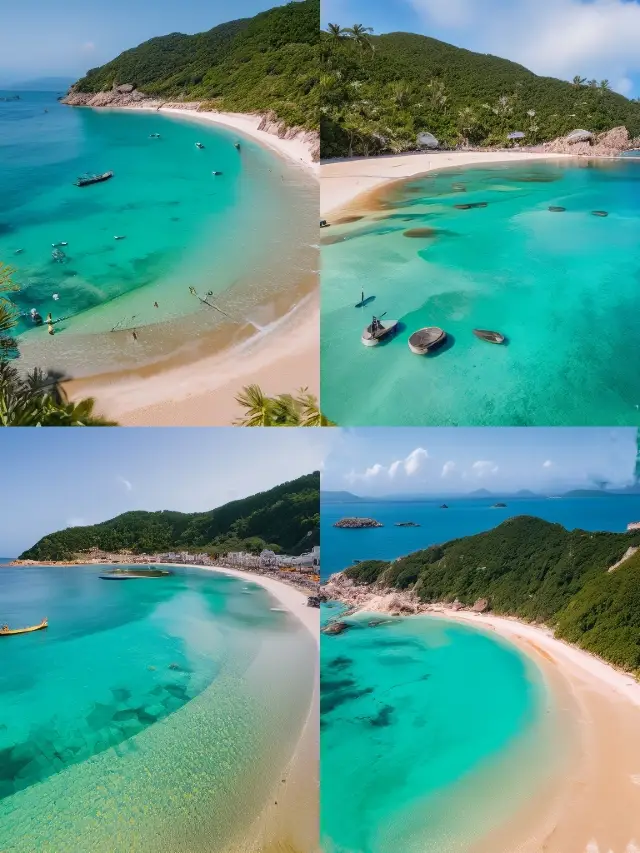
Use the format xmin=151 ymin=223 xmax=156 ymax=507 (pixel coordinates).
xmin=195 ymin=142 xmax=205 ymax=149
xmin=361 ymin=315 xmax=398 ymax=347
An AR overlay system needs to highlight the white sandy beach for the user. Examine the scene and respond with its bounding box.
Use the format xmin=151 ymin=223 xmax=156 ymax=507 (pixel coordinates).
xmin=348 ymin=596 xmax=640 ymax=853
xmin=320 ymin=150 xmax=568 ymax=216
xmin=197 ymin=564 xmax=319 ymax=853
xmin=65 ymin=291 xmax=319 ymax=426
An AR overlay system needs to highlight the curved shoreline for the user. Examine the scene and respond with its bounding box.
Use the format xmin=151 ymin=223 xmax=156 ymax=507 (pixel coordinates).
xmin=320 ymin=151 xmax=571 ymax=217
xmin=339 ymin=600 xmax=640 ymax=851
xmin=53 ymin=106 xmax=319 ymax=426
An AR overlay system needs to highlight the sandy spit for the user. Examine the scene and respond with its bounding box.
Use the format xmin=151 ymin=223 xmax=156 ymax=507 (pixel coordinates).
xmin=320 ymin=150 xmax=571 ymax=216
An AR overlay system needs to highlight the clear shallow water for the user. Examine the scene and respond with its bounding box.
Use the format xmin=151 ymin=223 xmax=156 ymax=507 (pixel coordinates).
xmin=0 ymin=564 xmax=315 ymax=852
xmin=321 ymin=159 xmax=640 ymax=425
xmin=321 ymin=495 xmax=640 ymax=577
xmin=320 ymin=609 xmax=558 ymax=853
xmin=0 ymin=92 xmax=316 ymax=376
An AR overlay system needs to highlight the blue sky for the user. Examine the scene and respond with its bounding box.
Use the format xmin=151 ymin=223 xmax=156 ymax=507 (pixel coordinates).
xmin=322 ymin=0 xmax=640 ymax=97
xmin=0 ymin=428 xmax=329 ymax=556
xmin=1 ymin=0 xmax=292 ymax=83
xmin=321 ymin=428 xmax=640 ymax=497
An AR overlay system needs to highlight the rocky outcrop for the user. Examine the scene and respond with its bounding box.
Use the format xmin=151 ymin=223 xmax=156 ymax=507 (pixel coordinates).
xmin=322 ymin=620 xmax=349 ymax=635
xmin=324 ymin=571 xmax=492 ymax=617
xmin=334 ymin=517 xmax=383 ymax=529
xmin=543 ymin=125 xmax=639 ymax=156
xmin=62 ymin=84 xmax=151 ymax=107
xmin=394 ymin=521 xmax=420 ymax=527
xmin=257 ymin=110 xmax=320 ymax=161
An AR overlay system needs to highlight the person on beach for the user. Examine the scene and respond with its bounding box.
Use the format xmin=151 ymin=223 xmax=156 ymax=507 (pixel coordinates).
xmin=47 ymin=324 xmax=55 ymax=336
xmin=132 ymin=330 xmax=138 ymax=342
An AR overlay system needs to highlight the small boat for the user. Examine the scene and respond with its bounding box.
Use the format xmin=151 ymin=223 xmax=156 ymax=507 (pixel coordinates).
xmin=149 ymin=133 xmax=161 ymax=138
xmin=408 ymin=326 xmax=446 ymax=354
xmin=592 ymin=210 xmax=608 ymax=217
xmin=355 ymin=291 xmax=374 ymax=308
xmin=0 ymin=618 xmax=48 ymax=636
xmin=74 ymin=171 xmax=113 ymax=187
xmin=195 ymin=142 xmax=205 ymax=149
xmin=14 ymin=248 xmax=24 ymax=254
xmin=234 ymin=142 xmax=241 ymax=150
xmin=549 ymin=206 xmax=566 ymax=212
xmin=473 ymin=329 xmax=505 ymax=345
xmin=211 ymin=170 xmax=222 ymax=176
xmin=114 ymin=235 xmax=126 ymax=240
xmin=51 ymin=241 xmax=68 ymax=247
xmin=362 ymin=314 xmax=398 ymax=347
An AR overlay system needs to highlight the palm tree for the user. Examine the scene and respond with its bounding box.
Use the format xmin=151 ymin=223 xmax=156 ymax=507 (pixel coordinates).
xmin=599 ymin=79 xmax=612 ymax=93
xmin=0 ymin=363 xmax=115 ymax=426
xmin=0 ymin=263 xmax=19 ymax=358
xmin=326 ymin=23 xmax=346 ymax=44
xmin=345 ymin=23 xmax=374 ymax=51
xmin=234 ymin=385 xmax=334 ymax=427
xmin=572 ymin=76 xmax=587 ymax=88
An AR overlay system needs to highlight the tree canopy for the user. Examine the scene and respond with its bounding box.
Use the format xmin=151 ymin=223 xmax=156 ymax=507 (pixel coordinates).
xmin=73 ymin=0 xmax=319 ymax=130
xmin=320 ymin=27 xmax=640 ymax=157
xmin=20 ymin=472 xmax=320 ymax=560
xmin=344 ymin=516 xmax=640 ymax=674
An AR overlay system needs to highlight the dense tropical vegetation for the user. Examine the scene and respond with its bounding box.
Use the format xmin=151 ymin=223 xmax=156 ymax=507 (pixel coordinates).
xmin=320 ymin=25 xmax=640 ymax=157
xmin=234 ymin=384 xmax=334 ymax=426
xmin=0 ymin=263 xmax=113 ymax=426
xmin=73 ymin=0 xmax=319 ymax=130
xmin=344 ymin=516 xmax=640 ymax=673
xmin=20 ymin=472 xmax=320 ymax=560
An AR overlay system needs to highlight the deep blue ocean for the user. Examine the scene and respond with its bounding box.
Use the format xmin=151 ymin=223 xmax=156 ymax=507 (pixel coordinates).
xmin=321 ymin=494 xmax=640 ymax=577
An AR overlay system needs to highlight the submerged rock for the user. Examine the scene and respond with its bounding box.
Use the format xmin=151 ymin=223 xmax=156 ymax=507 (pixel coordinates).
xmin=322 ymin=621 xmax=349 ymax=635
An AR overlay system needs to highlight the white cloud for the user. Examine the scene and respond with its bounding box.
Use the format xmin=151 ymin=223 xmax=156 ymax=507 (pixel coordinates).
xmin=405 ymin=447 xmax=429 ymax=476
xmin=471 ymin=460 xmax=499 ymax=477
xmin=408 ymin=0 xmax=640 ymax=95
xmin=346 ymin=446 xmax=429 ymax=483
xmin=66 ymin=517 xmax=86 ymax=528
xmin=441 ymin=460 xmax=457 ymax=478
xmin=117 ymin=475 xmax=133 ymax=492
xmin=364 ymin=463 xmax=385 ymax=480
xmin=543 ymin=460 xmax=554 ymax=468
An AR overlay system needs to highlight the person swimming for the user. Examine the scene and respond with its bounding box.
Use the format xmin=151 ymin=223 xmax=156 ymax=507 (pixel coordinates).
xmin=154 ymin=301 xmax=159 ymax=308
xmin=52 ymin=293 xmax=60 ymax=301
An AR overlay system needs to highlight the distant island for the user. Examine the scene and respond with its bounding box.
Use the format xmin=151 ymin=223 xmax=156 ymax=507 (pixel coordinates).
xmin=326 ymin=515 xmax=640 ymax=673
xmin=492 ymin=503 xmax=507 ymax=508
xmin=395 ymin=521 xmax=420 ymax=527
xmin=334 ymin=517 xmax=383 ymax=529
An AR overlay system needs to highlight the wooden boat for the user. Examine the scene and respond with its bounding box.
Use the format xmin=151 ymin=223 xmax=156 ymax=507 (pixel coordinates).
xmin=473 ymin=328 xmax=505 ymax=345
xmin=549 ymin=206 xmax=566 ymax=212
xmin=408 ymin=326 xmax=446 ymax=354
xmin=0 ymin=618 xmax=47 ymax=636
xmin=361 ymin=314 xmax=398 ymax=347
xmin=74 ymin=171 xmax=113 ymax=187
xmin=454 ymin=202 xmax=488 ymax=210
xmin=592 ymin=210 xmax=608 ymax=217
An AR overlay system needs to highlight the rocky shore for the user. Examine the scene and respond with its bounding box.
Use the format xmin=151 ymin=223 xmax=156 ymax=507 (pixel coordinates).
xmin=333 ymin=517 xmax=383 ymax=529
xmin=541 ymin=125 xmax=640 ymax=157
xmin=323 ymin=570 xmax=489 ymax=617
xmin=61 ymin=84 xmax=320 ymax=161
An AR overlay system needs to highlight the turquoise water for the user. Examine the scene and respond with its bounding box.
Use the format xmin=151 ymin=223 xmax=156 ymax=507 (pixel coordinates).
xmin=0 ymin=91 xmax=316 ymax=376
xmin=321 ymin=609 xmax=559 ymax=852
xmin=321 ymin=494 xmax=640 ymax=577
xmin=321 ymin=159 xmax=640 ymax=425
xmin=0 ymin=564 xmax=315 ymax=852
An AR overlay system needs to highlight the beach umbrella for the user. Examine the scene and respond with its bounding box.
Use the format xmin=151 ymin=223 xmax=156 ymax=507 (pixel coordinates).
xmin=507 ymin=131 xmax=526 ymax=140
xmin=416 ymin=132 xmax=439 ymax=149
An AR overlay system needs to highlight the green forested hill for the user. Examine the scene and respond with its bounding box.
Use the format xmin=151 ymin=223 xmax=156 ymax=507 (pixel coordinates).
xmin=73 ymin=0 xmax=319 ymax=129
xmin=20 ymin=472 xmax=320 ymax=560
xmin=343 ymin=516 xmax=640 ymax=672
xmin=321 ymin=27 xmax=640 ymax=156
